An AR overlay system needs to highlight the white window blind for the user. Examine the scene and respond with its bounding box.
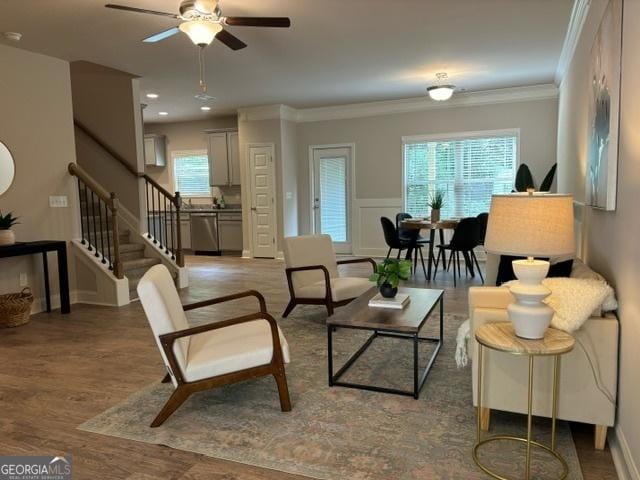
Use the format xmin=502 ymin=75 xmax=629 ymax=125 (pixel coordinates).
xmin=319 ymin=157 xmax=348 ymax=242
xmin=172 ymin=151 xmax=210 ymax=197
xmin=404 ymin=133 xmax=517 ymax=219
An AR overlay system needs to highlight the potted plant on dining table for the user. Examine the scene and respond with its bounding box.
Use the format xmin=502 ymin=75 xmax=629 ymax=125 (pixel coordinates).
xmin=369 ymin=258 xmax=412 ymax=298
xmin=428 ymin=190 xmax=445 ymax=223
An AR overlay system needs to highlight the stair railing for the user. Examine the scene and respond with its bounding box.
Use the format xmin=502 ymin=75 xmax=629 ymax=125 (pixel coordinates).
xmin=68 ymin=162 xmax=124 ymax=279
xmin=73 ymin=119 xmax=184 ymax=268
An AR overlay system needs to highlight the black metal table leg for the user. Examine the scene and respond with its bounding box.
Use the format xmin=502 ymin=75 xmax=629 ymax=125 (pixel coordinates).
xmin=56 ymin=244 xmax=71 ymax=314
xmin=413 ymin=333 xmax=419 ymax=398
xmin=327 ymin=325 xmax=334 ymax=386
xmin=440 ymin=296 xmax=444 ymax=343
xmin=427 ymin=229 xmax=436 ymax=280
xmin=42 ymin=252 xmax=51 ymax=313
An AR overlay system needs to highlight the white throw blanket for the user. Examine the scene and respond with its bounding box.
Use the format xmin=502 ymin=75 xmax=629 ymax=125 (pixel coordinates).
xmin=455 ymin=277 xmax=617 ymax=368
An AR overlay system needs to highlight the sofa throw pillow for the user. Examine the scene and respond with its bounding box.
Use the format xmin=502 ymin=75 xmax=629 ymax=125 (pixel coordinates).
xmin=496 ymin=256 xmax=573 ymax=285
xmin=503 ymin=277 xmax=614 ymax=332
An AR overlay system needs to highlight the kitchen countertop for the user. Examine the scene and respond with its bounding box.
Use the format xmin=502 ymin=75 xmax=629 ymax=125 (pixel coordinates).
xmin=183 ymin=208 xmax=242 ymax=213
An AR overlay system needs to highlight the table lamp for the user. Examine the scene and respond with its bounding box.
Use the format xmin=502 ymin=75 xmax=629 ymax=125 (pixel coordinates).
xmin=484 ymin=193 xmax=574 ymax=339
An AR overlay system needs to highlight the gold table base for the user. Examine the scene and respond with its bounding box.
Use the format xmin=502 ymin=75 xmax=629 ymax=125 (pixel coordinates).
xmin=473 ymin=435 xmax=569 ymax=480
xmin=474 ymin=335 xmax=573 ymax=480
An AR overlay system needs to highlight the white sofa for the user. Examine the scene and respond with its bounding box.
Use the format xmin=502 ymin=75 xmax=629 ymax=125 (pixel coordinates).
xmin=468 ymin=255 xmax=619 ymax=449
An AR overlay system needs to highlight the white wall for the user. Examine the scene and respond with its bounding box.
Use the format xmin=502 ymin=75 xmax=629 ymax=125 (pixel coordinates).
xmin=557 ymin=0 xmax=640 ymax=477
xmin=0 ymin=45 xmax=79 ymax=311
xmin=296 ymin=97 xmax=558 ymax=255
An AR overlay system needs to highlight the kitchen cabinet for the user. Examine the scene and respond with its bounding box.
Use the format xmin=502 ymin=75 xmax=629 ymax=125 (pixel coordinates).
xmin=144 ymin=134 xmax=166 ymax=166
xmin=207 ymin=130 xmax=240 ymax=187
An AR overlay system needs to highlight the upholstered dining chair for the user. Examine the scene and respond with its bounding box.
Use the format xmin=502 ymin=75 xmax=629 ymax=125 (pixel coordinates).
xmin=282 ymin=234 xmax=376 ymax=317
xmin=434 ymin=217 xmax=484 ymax=286
xmin=137 ymin=264 xmax=291 ymax=427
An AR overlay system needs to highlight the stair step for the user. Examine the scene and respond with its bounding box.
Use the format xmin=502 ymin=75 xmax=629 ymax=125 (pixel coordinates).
xmin=122 ymin=257 xmax=161 ymax=272
xmin=128 ymin=267 xmax=177 ymax=296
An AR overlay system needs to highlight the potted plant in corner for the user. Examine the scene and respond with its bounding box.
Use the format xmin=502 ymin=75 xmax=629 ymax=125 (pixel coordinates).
xmin=0 ymin=211 xmax=19 ymax=246
xmin=428 ymin=190 xmax=445 ymax=223
xmin=369 ymin=258 xmax=412 ymax=298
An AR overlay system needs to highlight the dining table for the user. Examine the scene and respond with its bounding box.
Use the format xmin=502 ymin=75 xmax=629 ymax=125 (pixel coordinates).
xmin=399 ymin=218 xmax=459 ymax=281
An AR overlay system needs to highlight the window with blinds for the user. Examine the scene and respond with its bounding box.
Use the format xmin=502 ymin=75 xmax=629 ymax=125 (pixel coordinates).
xmin=172 ymin=151 xmax=211 ymax=197
xmin=404 ymin=132 xmax=517 ymax=219
xmin=318 ymin=157 xmax=348 ymax=242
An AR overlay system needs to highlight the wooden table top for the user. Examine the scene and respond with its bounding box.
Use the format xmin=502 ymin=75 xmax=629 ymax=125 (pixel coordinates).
xmin=327 ymin=286 xmax=443 ymax=333
xmin=399 ymin=219 xmax=459 ymax=230
xmin=475 ymin=322 xmax=575 ymax=356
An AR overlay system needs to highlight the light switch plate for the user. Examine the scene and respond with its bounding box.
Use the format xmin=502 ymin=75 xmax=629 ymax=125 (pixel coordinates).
xmin=19 ymin=273 xmax=28 ymax=287
xmin=49 ymin=195 xmax=68 ymax=207
xmin=285 ymin=192 xmax=293 ymax=200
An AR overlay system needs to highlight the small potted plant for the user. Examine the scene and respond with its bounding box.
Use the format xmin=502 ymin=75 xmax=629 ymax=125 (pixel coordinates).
xmin=369 ymin=258 xmax=412 ymax=298
xmin=428 ymin=190 xmax=445 ymax=223
xmin=0 ymin=211 xmax=19 ymax=246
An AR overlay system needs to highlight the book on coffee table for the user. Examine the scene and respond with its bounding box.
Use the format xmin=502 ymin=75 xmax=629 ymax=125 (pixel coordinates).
xmin=368 ymin=293 xmax=410 ymax=309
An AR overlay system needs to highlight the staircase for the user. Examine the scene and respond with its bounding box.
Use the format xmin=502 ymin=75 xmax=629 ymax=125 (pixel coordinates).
xmin=69 ymin=135 xmax=186 ymax=304
xmin=79 ymin=190 xmax=165 ymax=298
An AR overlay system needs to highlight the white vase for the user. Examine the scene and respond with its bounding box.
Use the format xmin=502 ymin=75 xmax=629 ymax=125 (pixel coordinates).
xmin=507 ymin=259 xmax=554 ymax=339
xmin=0 ymin=229 xmax=15 ymax=246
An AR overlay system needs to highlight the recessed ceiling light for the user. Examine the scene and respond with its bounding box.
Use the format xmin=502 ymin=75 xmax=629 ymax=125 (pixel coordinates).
xmin=146 ymin=93 xmax=159 ymax=99
xmin=158 ymin=111 xmax=169 ymax=116
xmin=200 ymin=106 xmax=211 ymax=111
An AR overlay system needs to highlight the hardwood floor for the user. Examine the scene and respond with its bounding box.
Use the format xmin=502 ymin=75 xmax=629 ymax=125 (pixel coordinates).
xmin=0 ymin=255 xmax=617 ymax=479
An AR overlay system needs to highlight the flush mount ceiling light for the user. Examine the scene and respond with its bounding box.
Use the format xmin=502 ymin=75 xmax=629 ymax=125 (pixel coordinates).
xmin=146 ymin=93 xmax=159 ymax=99
xmin=178 ymin=19 xmax=222 ymax=46
xmin=2 ymin=31 xmax=22 ymax=42
xmin=158 ymin=111 xmax=169 ymax=116
xmin=200 ymin=106 xmax=211 ymax=111
xmin=427 ymin=73 xmax=455 ymax=101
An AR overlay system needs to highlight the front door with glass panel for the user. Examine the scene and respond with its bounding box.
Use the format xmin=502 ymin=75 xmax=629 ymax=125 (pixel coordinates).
xmin=311 ymin=147 xmax=352 ymax=254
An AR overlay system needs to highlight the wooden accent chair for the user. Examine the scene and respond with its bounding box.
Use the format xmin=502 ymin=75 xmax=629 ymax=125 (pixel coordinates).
xmin=137 ymin=264 xmax=291 ymax=427
xmin=282 ymin=234 xmax=376 ymax=317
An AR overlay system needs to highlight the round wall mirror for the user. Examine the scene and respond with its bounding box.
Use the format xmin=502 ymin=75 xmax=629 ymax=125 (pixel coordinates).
xmin=0 ymin=141 xmax=15 ymax=195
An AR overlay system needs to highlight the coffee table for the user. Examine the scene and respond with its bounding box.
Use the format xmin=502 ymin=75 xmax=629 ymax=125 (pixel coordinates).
xmin=327 ymin=286 xmax=444 ymax=399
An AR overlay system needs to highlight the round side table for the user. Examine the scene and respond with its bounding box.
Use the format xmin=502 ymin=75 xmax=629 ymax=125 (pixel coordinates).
xmin=473 ymin=322 xmax=575 ymax=480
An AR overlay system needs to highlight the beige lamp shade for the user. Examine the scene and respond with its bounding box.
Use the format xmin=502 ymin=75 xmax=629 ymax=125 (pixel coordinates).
xmin=484 ymin=193 xmax=575 ymax=257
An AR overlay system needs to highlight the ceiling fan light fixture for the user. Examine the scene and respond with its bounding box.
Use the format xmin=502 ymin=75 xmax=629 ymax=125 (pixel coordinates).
xmin=179 ymin=20 xmax=222 ymax=46
xmin=427 ymin=85 xmax=455 ymax=101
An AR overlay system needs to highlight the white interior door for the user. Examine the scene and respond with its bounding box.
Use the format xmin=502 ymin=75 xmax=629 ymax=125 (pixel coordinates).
xmin=249 ymin=145 xmax=277 ymax=258
xmin=311 ymin=146 xmax=352 ymax=254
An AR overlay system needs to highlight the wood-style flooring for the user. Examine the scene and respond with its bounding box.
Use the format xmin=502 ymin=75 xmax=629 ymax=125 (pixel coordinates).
xmin=0 ymin=255 xmax=618 ymax=479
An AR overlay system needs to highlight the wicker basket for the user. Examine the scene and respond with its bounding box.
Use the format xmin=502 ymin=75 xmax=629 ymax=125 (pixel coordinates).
xmin=0 ymin=287 xmax=33 ymax=328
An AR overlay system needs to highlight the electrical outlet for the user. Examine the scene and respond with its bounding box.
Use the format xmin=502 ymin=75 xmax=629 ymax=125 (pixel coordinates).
xmin=49 ymin=195 xmax=68 ymax=208
xmin=19 ymin=273 xmax=28 ymax=287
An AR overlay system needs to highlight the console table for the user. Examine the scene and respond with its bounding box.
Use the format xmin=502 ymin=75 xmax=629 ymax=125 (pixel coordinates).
xmin=0 ymin=241 xmax=70 ymax=314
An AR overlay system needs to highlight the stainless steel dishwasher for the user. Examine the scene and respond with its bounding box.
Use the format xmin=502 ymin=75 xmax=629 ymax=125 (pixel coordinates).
xmin=190 ymin=212 xmax=220 ymax=255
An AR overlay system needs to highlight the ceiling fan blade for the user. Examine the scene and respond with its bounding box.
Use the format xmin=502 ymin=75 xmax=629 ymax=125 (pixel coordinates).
xmin=105 ymin=4 xmax=179 ymax=18
xmin=216 ymin=29 xmax=247 ymax=51
xmin=143 ymin=26 xmax=181 ymax=43
xmin=223 ymin=17 xmax=291 ymax=28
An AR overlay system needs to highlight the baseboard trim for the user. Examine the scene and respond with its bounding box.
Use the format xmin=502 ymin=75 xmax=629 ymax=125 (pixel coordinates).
xmin=610 ymin=425 xmax=640 ymax=480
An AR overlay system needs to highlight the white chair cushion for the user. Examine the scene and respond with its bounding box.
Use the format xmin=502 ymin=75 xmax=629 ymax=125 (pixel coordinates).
xmin=184 ymin=319 xmax=290 ymax=382
xmin=296 ymin=276 xmax=372 ymax=302
xmin=283 ymin=234 xmax=340 ymax=291
xmin=137 ymin=265 xmax=191 ymax=373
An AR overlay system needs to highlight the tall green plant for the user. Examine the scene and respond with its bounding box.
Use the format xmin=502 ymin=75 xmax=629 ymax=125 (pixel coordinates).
xmin=514 ymin=163 xmax=557 ymax=192
xmin=369 ymin=259 xmax=412 ymax=288
xmin=427 ymin=190 xmax=445 ymax=209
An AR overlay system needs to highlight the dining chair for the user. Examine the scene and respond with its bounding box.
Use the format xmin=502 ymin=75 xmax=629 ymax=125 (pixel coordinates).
xmin=476 ymin=212 xmax=489 ymax=246
xmin=434 ymin=217 xmax=484 ymax=286
xmin=137 ymin=264 xmax=291 ymax=427
xmin=282 ymin=234 xmax=376 ymax=317
xmin=396 ymin=212 xmax=430 ymax=246
xmin=381 ymin=217 xmax=427 ymax=277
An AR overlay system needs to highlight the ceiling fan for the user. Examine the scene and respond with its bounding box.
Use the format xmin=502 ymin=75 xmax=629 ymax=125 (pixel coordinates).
xmin=105 ymin=0 xmax=291 ymax=50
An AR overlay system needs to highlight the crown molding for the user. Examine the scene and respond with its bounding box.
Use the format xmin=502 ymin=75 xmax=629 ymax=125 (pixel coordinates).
xmin=236 ymin=84 xmax=558 ymax=124
xmin=237 ymin=104 xmax=297 ymax=122
xmin=555 ymin=0 xmax=591 ymax=86
xmin=295 ymin=84 xmax=557 ymax=123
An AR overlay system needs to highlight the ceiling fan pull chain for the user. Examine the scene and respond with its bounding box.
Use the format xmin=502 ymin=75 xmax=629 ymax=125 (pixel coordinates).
xmin=198 ymin=45 xmax=207 ymax=93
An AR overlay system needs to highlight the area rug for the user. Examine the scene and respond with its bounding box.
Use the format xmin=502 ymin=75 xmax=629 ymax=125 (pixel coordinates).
xmin=79 ymin=308 xmax=584 ymax=480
